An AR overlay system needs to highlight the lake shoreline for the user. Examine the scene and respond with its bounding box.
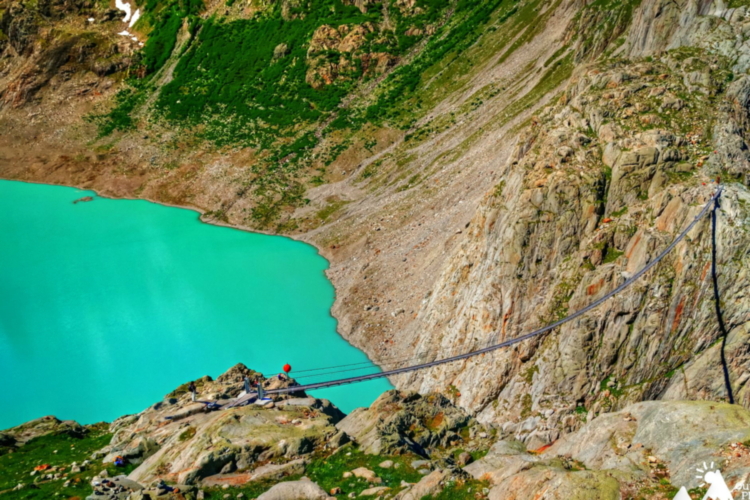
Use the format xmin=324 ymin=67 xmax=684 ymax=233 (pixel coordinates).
xmin=0 ymin=178 xmax=392 ymax=429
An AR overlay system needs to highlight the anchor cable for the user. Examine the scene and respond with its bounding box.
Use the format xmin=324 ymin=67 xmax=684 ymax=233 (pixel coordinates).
xmin=711 ymin=188 xmax=735 ymax=404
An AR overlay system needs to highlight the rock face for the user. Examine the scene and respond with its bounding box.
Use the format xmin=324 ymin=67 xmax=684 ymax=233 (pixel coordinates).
xmin=467 ymin=400 xmax=750 ymax=498
xmin=394 ymin=50 xmax=750 ymax=441
xmin=336 ymin=390 xmax=476 ymax=456
xmin=0 ymin=0 xmax=131 ymax=107
xmin=545 ymin=400 xmax=750 ymax=488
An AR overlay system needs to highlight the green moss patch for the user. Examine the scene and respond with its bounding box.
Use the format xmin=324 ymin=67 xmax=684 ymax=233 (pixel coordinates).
xmin=0 ymin=425 xmax=132 ymax=499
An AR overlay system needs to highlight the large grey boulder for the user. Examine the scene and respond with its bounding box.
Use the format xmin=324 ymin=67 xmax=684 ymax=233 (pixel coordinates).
xmin=393 ymin=469 xmax=449 ymax=500
xmin=464 ymin=440 xmax=538 ymax=485
xmin=256 ymin=479 xmax=332 ymax=500
xmin=202 ymin=458 xmax=307 ymax=487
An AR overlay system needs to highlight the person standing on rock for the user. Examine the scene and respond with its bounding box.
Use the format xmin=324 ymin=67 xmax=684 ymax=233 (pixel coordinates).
xmin=188 ymin=381 xmax=197 ymax=402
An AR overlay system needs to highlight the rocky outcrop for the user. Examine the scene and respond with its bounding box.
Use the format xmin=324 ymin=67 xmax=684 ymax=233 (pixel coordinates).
xmin=95 ymin=365 xmax=345 ymax=486
xmin=336 ymin=390 xmax=479 ymax=456
xmin=305 ymin=23 xmax=396 ymax=89
xmin=466 ymin=400 xmax=750 ymax=498
xmin=2 ymin=415 xmax=87 ymax=446
xmin=0 ymin=0 xmax=132 ymax=107
xmin=544 ymin=400 xmax=750 ymax=488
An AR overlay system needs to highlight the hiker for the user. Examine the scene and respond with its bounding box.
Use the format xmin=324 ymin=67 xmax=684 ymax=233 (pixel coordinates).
xmin=188 ymin=381 xmax=197 ymax=402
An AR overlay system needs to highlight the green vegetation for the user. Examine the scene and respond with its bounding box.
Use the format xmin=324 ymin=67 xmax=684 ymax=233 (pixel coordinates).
xmin=90 ymin=0 xmax=580 ymax=228
xmin=423 ymin=478 xmax=490 ymax=499
xmin=548 ymin=278 xmax=576 ymax=321
xmin=178 ymin=426 xmax=196 ymax=441
xmin=317 ymin=199 xmax=348 ymax=222
xmin=611 ymin=206 xmax=628 ymax=217
xmin=89 ymin=86 xmax=148 ymax=136
xmin=602 ymin=247 xmax=624 ymax=264
xmin=305 ymin=445 xmax=422 ymax=496
xmin=523 ymin=365 xmax=539 ymax=384
xmin=0 ymin=426 xmax=135 ymax=499
xmin=141 ymin=12 xmax=182 ymax=73
xmin=493 ymin=180 xmax=506 ymax=198
xmin=599 ymin=375 xmax=624 ymax=397
xmin=105 ymin=0 xmax=460 ymax=149
xmin=520 ymin=393 xmax=533 ymax=418
xmin=452 ymin=448 xmax=489 ymax=463
xmin=202 ymin=444 xmax=424 ymax=499
xmin=571 ymin=0 xmax=641 ymax=62
xmin=494 ymin=0 xmax=560 ymax=67
xmin=363 ymin=0 xmax=505 ymax=127
xmin=487 ymin=53 xmax=574 ymax=135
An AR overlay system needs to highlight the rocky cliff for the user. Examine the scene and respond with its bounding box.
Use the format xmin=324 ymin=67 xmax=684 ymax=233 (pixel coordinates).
xmin=5 ymin=365 xmax=750 ymax=499
xmin=1 ymin=0 xmax=750 ymax=455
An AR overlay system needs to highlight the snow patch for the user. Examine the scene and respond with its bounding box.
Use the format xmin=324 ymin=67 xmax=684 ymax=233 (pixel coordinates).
xmin=115 ymin=0 xmax=132 ymax=23
xmin=129 ymin=9 xmax=140 ymax=28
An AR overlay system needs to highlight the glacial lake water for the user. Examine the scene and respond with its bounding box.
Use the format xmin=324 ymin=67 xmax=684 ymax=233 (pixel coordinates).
xmin=0 ymin=180 xmax=391 ymax=430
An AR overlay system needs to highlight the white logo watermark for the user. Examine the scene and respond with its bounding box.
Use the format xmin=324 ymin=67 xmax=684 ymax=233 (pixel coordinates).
xmin=672 ymin=462 xmax=749 ymax=500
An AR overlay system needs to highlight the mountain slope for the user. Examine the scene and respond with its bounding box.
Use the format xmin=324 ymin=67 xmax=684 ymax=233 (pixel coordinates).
xmin=1 ymin=0 xmax=749 ymax=449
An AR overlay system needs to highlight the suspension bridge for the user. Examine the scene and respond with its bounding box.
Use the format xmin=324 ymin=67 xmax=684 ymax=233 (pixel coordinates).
xmin=258 ymin=185 xmax=730 ymax=400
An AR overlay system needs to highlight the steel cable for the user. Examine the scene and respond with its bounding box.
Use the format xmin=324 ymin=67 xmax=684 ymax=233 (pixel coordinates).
xmin=267 ymin=187 xmax=722 ymax=395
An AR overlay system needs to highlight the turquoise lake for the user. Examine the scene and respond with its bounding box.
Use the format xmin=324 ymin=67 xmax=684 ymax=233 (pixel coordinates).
xmin=0 ymin=179 xmax=391 ymax=430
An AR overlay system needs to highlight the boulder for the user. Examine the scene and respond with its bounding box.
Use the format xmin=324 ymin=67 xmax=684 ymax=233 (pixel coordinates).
xmin=393 ymin=469 xmax=448 ymax=500
xmin=456 ymin=452 xmax=472 ymax=466
xmin=273 ymin=43 xmax=289 ymax=60
xmin=256 ymin=479 xmax=331 ymax=500
xmin=0 ymin=432 xmax=17 ymax=448
xmin=103 ymin=436 xmax=160 ymax=464
xmin=359 ymin=486 xmax=389 ymax=496
xmin=471 ymin=400 xmax=750 ymax=497
xmin=464 ymin=440 xmax=537 ymax=485
xmin=351 ymin=467 xmax=381 ymax=483
xmin=202 ymin=459 xmax=307 ymax=487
